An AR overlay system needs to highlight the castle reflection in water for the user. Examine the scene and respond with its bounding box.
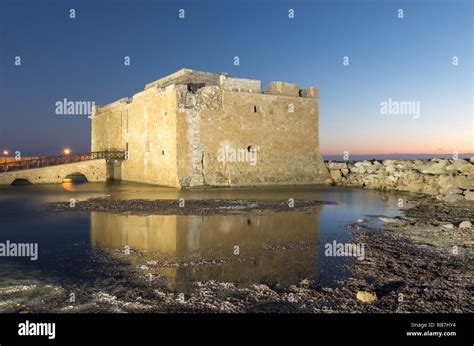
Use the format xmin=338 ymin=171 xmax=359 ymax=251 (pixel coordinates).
xmin=90 ymin=207 xmax=323 ymax=289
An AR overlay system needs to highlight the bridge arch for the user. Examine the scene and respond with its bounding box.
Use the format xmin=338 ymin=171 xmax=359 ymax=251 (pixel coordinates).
xmin=63 ymin=172 xmax=89 ymax=183
xmin=10 ymin=178 xmax=32 ymax=186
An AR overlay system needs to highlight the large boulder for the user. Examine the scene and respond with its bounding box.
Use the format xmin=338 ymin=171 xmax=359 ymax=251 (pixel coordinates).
xmin=329 ymin=169 xmax=342 ymax=182
xmin=350 ymin=161 xmax=369 ymax=174
xmin=394 ymin=161 xmax=414 ymax=169
xmin=446 ymin=159 xmax=473 ymax=174
xmin=362 ymin=174 xmax=381 ymax=187
xmin=402 ymin=180 xmax=425 ymax=193
xmin=327 ymin=162 xmax=348 ymax=170
xmin=384 ymin=165 xmax=397 ymax=174
xmin=438 ymin=176 xmax=456 ymax=192
xmin=366 ymin=163 xmax=382 ymax=174
xmin=445 ymin=188 xmax=464 ymax=195
xmin=464 ymin=191 xmax=474 ymax=201
xmin=453 ymin=176 xmax=474 ymax=189
xmin=443 ymin=193 xmax=464 ymax=203
xmin=382 ymin=160 xmax=397 ymax=165
xmin=415 ymin=160 xmax=448 ymax=175
xmin=387 ymin=175 xmax=398 ymax=183
xmin=349 ymin=166 xmax=361 ymax=174
xmin=422 ymin=182 xmax=441 ymax=195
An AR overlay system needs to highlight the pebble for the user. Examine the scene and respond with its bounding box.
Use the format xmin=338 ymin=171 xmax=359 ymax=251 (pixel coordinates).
xmin=356 ymin=291 xmax=377 ymax=303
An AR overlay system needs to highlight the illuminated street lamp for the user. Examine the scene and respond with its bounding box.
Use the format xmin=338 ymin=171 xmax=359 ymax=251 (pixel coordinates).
xmin=2 ymin=150 xmax=8 ymax=164
xmin=63 ymin=148 xmax=71 ymax=155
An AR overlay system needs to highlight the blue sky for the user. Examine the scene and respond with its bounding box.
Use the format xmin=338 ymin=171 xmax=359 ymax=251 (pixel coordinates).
xmin=0 ymin=0 xmax=472 ymax=157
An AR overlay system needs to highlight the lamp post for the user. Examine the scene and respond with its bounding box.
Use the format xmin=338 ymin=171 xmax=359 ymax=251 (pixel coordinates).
xmin=2 ymin=150 xmax=8 ymax=164
xmin=63 ymin=148 xmax=71 ymax=164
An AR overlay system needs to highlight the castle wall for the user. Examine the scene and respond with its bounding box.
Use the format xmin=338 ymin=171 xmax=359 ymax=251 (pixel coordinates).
xmin=176 ymin=86 xmax=329 ymax=187
xmin=91 ymin=99 xmax=127 ymax=152
xmin=92 ymin=86 xmax=180 ymax=187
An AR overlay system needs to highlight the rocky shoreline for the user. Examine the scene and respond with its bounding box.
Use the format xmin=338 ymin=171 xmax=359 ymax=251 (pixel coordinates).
xmin=325 ymin=157 xmax=474 ymax=203
xmin=345 ymin=199 xmax=473 ymax=312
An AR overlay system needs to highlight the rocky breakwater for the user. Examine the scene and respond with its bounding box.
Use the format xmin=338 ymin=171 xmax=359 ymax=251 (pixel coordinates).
xmin=326 ymin=157 xmax=474 ymax=202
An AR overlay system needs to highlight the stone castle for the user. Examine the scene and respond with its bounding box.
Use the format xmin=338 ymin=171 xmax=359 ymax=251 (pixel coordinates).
xmin=91 ymin=69 xmax=329 ymax=188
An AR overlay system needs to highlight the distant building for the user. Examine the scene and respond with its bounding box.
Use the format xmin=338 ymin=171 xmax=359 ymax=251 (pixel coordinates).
xmin=91 ymin=69 xmax=329 ymax=187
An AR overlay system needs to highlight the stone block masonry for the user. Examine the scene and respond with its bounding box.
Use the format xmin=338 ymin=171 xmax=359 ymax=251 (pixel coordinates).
xmin=325 ymin=158 xmax=474 ymax=202
xmin=92 ymin=69 xmax=330 ymax=188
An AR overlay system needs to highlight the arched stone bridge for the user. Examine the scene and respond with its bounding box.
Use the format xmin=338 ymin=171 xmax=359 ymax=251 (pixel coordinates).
xmin=0 ymin=151 xmax=125 ymax=186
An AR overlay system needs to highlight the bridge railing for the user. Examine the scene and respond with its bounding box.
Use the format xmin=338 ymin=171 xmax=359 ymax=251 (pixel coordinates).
xmin=0 ymin=150 xmax=126 ymax=173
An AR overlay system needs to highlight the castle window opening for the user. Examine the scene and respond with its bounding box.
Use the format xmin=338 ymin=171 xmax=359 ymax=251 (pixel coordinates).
xmin=187 ymin=83 xmax=205 ymax=93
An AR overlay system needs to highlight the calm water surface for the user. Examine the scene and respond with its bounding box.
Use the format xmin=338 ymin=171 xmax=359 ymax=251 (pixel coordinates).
xmin=0 ymin=182 xmax=408 ymax=296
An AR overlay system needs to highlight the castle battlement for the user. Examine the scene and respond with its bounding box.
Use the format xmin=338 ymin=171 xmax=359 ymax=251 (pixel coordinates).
xmin=97 ymin=69 xmax=317 ymax=114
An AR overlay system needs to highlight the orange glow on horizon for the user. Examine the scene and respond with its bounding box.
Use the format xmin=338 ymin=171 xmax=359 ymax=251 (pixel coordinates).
xmin=321 ymin=140 xmax=473 ymax=157
xmin=321 ymin=149 xmax=474 ymax=156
